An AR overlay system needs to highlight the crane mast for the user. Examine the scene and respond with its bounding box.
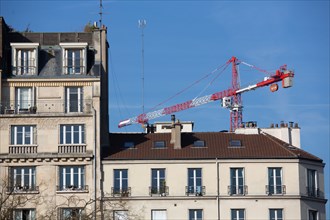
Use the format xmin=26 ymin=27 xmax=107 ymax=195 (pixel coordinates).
xmin=118 ymin=56 xmax=294 ymax=130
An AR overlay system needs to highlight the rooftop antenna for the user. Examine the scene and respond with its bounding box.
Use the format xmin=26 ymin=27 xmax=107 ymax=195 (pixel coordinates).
xmin=99 ymin=0 xmax=103 ymax=27
xmin=138 ymin=19 xmax=147 ymax=115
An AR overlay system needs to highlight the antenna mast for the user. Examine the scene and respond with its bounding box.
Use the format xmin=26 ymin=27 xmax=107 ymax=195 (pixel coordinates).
xmin=138 ymin=19 xmax=147 ymax=114
xmin=99 ymin=0 xmax=103 ymax=27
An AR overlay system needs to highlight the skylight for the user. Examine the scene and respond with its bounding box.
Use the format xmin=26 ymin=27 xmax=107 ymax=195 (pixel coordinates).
xmin=193 ymin=140 xmax=205 ymax=147
xmin=229 ymin=139 xmax=242 ymax=147
xmin=154 ymin=141 xmax=166 ymax=148
xmin=123 ymin=141 xmax=135 ymax=148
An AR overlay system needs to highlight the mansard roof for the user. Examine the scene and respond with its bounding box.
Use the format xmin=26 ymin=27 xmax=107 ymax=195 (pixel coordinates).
xmin=102 ymin=132 xmax=322 ymax=162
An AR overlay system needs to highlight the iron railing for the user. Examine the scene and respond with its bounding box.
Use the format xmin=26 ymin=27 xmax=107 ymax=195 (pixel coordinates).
xmin=56 ymin=185 xmax=89 ymax=192
xmin=185 ymin=186 xmax=205 ymax=196
xmin=306 ymin=187 xmax=320 ymax=197
xmin=266 ymin=185 xmax=286 ymax=195
xmin=7 ymin=185 xmax=39 ymax=193
xmin=228 ymin=185 xmax=248 ymax=195
xmin=111 ymin=187 xmax=131 ymax=197
xmin=149 ymin=186 xmax=169 ymax=196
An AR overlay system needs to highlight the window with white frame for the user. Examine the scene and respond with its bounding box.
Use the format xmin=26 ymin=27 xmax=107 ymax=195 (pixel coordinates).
xmin=60 ymin=43 xmax=87 ymax=75
xmin=231 ymin=209 xmax=245 ymax=220
xmin=269 ymin=209 xmax=283 ymax=220
xmin=187 ymin=168 xmax=203 ymax=195
xmin=11 ymin=125 xmax=36 ymax=145
xmin=309 ymin=210 xmax=318 ymax=220
xmin=59 ymin=166 xmax=85 ymax=191
xmin=151 ymin=168 xmax=166 ymax=195
xmin=189 ymin=209 xmax=203 ymax=220
xmin=11 ymin=43 xmax=39 ymax=75
xmin=13 ymin=209 xmax=36 ymax=220
xmin=15 ymin=87 xmax=34 ymax=112
xmin=307 ymin=169 xmax=318 ymax=197
xmin=151 ymin=210 xmax=167 ymax=220
xmin=59 ymin=208 xmax=83 ymax=220
xmin=114 ymin=210 xmax=128 ymax=220
xmin=268 ymin=168 xmax=283 ymax=194
xmin=230 ymin=168 xmax=245 ymax=195
xmin=10 ymin=167 xmax=36 ymax=191
xmin=60 ymin=124 xmax=85 ymax=145
xmin=113 ymin=169 xmax=128 ymax=195
xmin=65 ymin=87 xmax=83 ymax=113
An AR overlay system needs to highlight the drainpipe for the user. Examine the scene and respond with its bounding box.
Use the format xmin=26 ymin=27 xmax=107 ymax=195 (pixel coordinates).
xmin=92 ymin=106 xmax=97 ymax=220
xmin=216 ymin=158 xmax=220 ymax=220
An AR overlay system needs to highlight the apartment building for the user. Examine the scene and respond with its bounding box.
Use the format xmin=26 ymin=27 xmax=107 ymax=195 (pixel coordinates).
xmin=102 ymin=120 xmax=327 ymax=220
xmin=0 ymin=17 xmax=108 ymax=219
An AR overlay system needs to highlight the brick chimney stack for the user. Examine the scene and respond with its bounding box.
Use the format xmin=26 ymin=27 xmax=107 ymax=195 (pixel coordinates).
xmin=170 ymin=115 xmax=182 ymax=149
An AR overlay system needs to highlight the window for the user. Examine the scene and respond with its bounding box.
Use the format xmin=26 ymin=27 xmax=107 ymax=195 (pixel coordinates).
xmin=13 ymin=209 xmax=36 ymax=220
xmin=231 ymin=209 xmax=245 ymax=220
xmin=268 ymin=168 xmax=283 ymax=194
xmin=123 ymin=141 xmax=135 ymax=149
xmin=16 ymin=87 xmax=34 ymax=112
xmin=11 ymin=43 xmax=39 ymax=75
xmin=229 ymin=140 xmax=242 ymax=147
xmin=59 ymin=208 xmax=83 ymax=220
xmin=307 ymin=169 xmax=319 ymax=197
xmin=60 ymin=124 xmax=85 ymax=145
xmin=10 ymin=167 xmax=36 ymax=191
xmin=230 ymin=168 xmax=245 ymax=195
xmin=154 ymin=141 xmax=166 ymax=148
xmin=60 ymin=43 xmax=87 ymax=75
xmin=114 ymin=210 xmax=128 ymax=220
xmin=189 ymin=209 xmax=203 ymax=220
xmin=59 ymin=166 xmax=85 ymax=191
xmin=113 ymin=169 xmax=128 ymax=196
xmin=309 ymin=210 xmax=318 ymax=220
xmin=193 ymin=140 xmax=205 ymax=147
xmin=151 ymin=169 xmax=166 ymax=195
xmin=11 ymin=125 xmax=36 ymax=145
xmin=65 ymin=87 xmax=83 ymax=113
xmin=187 ymin=168 xmax=203 ymax=195
xmin=151 ymin=210 xmax=167 ymax=220
xmin=270 ymin=209 xmax=283 ymax=220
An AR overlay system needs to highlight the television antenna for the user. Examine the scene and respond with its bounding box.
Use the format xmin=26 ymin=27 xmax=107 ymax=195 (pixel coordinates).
xmin=138 ymin=19 xmax=147 ymax=114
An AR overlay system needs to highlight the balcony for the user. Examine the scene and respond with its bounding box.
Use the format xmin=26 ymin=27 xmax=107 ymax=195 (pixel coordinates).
xmin=149 ymin=186 xmax=169 ymax=197
xmin=266 ymin=185 xmax=286 ymax=195
xmin=306 ymin=187 xmax=320 ymax=197
xmin=9 ymin=145 xmax=38 ymax=154
xmin=0 ymin=99 xmax=93 ymax=115
xmin=228 ymin=185 xmax=248 ymax=196
xmin=185 ymin=186 xmax=205 ymax=196
xmin=58 ymin=144 xmax=86 ymax=154
xmin=111 ymin=187 xmax=131 ymax=197
xmin=56 ymin=185 xmax=89 ymax=192
xmin=7 ymin=185 xmax=39 ymax=194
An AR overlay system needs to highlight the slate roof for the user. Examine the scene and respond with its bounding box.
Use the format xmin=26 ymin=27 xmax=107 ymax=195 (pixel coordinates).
xmin=102 ymin=132 xmax=322 ymax=162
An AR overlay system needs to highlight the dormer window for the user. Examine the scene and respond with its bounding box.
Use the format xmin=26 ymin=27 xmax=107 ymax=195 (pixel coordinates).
xmin=11 ymin=43 xmax=39 ymax=75
xmin=193 ymin=140 xmax=205 ymax=147
xmin=154 ymin=141 xmax=166 ymax=149
xmin=229 ymin=139 xmax=242 ymax=148
xmin=60 ymin=43 xmax=87 ymax=75
xmin=124 ymin=141 xmax=135 ymax=149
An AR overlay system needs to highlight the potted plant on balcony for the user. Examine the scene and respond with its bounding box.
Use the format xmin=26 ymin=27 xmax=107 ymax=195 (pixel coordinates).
xmin=29 ymin=106 xmax=37 ymax=113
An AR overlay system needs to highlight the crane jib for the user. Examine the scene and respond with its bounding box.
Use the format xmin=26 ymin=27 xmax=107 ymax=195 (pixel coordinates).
xmin=162 ymin=100 xmax=193 ymax=115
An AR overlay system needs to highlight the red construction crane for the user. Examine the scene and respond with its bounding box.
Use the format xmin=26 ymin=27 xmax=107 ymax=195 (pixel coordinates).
xmin=118 ymin=56 xmax=294 ymax=131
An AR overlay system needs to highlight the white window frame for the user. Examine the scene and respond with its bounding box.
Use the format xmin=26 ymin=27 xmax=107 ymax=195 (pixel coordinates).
xmin=151 ymin=210 xmax=167 ymax=220
xmin=268 ymin=167 xmax=283 ymax=194
xmin=59 ymin=166 xmax=85 ymax=190
xmin=65 ymin=87 xmax=83 ymax=113
xmin=188 ymin=168 xmax=202 ymax=194
xmin=230 ymin=168 xmax=245 ymax=195
xmin=60 ymin=208 xmax=83 ymax=220
xmin=151 ymin=168 xmax=166 ymax=194
xmin=16 ymin=87 xmax=35 ymax=112
xmin=114 ymin=210 xmax=128 ymax=220
xmin=189 ymin=209 xmax=203 ymax=220
xmin=11 ymin=167 xmax=36 ymax=190
xmin=60 ymin=124 xmax=85 ymax=145
xmin=13 ymin=209 xmax=36 ymax=220
xmin=60 ymin=43 xmax=87 ymax=75
xmin=11 ymin=43 xmax=39 ymax=75
xmin=231 ymin=209 xmax=245 ymax=220
xmin=11 ymin=125 xmax=36 ymax=145
xmin=114 ymin=169 xmax=128 ymax=191
xmin=269 ymin=209 xmax=283 ymax=220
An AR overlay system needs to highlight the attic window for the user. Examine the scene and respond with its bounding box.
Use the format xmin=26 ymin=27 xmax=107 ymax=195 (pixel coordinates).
xmin=60 ymin=43 xmax=87 ymax=75
xmin=154 ymin=141 xmax=166 ymax=148
xmin=123 ymin=141 xmax=135 ymax=149
xmin=229 ymin=139 xmax=242 ymax=148
xmin=193 ymin=140 xmax=205 ymax=147
xmin=11 ymin=43 xmax=39 ymax=75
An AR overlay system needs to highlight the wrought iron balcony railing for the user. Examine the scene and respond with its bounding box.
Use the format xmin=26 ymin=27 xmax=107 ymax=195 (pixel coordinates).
xmin=306 ymin=187 xmax=320 ymax=197
xmin=149 ymin=186 xmax=169 ymax=196
xmin=111 ymin=187 xmax=131 ymax=197
xmin=266 ymin=185 xmax=286 ymax=195
xmin=185 ymin=186 xmax=205 ymax=196
xmin=7 ymin=185 xmax=39 ymax=193
xmin=56 ymin=185 xmax=89 ymax=192
xmin=228 ymin=185 xmax=248 ymax=195
xmin=0 ymin=99 xmax=93 ymax=115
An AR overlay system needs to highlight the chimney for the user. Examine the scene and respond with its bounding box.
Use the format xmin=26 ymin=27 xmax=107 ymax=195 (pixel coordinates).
xmin=170 ymin=115 xmax=182 ymax=149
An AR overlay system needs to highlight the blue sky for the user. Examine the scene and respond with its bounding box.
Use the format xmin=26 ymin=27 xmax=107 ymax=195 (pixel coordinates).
xmin=1 ymin=0 xmax=329 ymax=215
